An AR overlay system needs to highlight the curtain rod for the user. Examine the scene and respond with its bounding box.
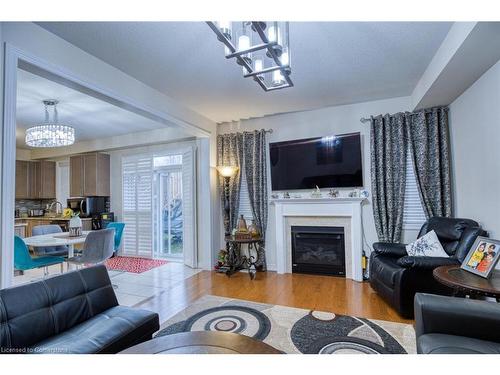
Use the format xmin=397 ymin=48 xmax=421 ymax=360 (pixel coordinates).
xmin=360 ymin=107 xmax=447 ymax=124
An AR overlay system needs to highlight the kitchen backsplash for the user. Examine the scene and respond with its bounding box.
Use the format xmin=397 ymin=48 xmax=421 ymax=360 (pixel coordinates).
xmin=15 ymin=199 xmax=54 ymax=214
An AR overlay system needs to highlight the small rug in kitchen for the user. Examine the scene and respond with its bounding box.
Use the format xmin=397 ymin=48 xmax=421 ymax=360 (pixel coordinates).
xmin=156 ymin=295 xmax=416 ymax=354
xmin=105 ymin=256 xmax=167 ymax=273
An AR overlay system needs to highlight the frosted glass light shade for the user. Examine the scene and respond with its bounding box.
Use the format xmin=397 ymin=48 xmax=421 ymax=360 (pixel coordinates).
xmin=25 ymin=124 xmax=75 ymax=148
xmin=238 ymin=35 xmax=250 ymax=51
xmin=272 ymin=70 xmax=285 ymax=86
xmin=217 ymin=165 xmax=239 ymax=177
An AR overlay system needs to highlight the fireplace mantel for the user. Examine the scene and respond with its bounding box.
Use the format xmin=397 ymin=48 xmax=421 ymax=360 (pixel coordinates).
xmin=271 ymin=197 xmax=366 ymax=282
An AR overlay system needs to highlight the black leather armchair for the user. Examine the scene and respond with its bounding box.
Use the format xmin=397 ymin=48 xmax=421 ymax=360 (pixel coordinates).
xmin=415 ymin=293 xmax=500 ymax=354
xmin=0 ymin=265 xmax=159 ymax=354
xmin=369 ymin=217 xmax=486 ymax=318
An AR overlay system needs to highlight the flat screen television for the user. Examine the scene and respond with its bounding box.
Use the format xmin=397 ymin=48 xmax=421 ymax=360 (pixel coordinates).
xmin=269 ymin=132 xmax=363 ymax=191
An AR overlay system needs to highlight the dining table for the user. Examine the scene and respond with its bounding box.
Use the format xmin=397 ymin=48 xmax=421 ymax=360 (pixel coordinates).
xmin=23 ymin=231 xmax=90 ymax=269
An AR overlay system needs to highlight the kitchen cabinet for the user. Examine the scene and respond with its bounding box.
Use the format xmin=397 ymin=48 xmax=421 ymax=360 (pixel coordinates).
xmin=34 ymin=161 xmax=56 ymax=199
xmin=70 ymin=152 xmax=110 ymax=197
xmin=15 ymin=160 xmax=56 ymax=199
xmin=14 ymin=224 xmax=27 ymax=238
xmin=15 ymin=161 xmax=30 ymax=199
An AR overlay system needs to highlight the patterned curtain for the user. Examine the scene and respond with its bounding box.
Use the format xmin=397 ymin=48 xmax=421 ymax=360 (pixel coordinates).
xmin=370 ymin=114 xmax=408 ymax=243
xmin=243 ymin=130 xmax=268 ymax=238
xmin=407 ymin=107 xmax=452 ymax=218
xmin=243 ymin=130 xmax=268 ymax=270
xmin=217 ymin=133 xmax=243 ymax=233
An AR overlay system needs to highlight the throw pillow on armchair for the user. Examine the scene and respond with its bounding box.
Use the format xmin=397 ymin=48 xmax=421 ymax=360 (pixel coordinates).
xmin=406 ymin=230 xmax=449 ymax=258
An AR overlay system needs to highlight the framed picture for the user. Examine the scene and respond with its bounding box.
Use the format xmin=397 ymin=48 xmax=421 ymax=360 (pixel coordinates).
xmin=461 ymin=236 xmax=500 ymax=278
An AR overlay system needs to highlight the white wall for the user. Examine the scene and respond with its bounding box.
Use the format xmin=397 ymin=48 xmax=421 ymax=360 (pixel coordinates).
xmin=450 ymin=58 xmax=500 ymax=238
xmin=218 ymin=96 xmax=413 ymax=270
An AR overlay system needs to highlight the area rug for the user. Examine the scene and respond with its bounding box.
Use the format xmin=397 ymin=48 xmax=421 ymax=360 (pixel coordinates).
xmin=105 ymin=256 xmax=167 ymax=273
xmin=156 ymin=295 xmax=416 ymax=354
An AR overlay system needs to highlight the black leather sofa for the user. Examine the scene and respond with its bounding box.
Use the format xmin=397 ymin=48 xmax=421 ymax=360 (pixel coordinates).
xmin=369 ymin=217 xmax=486 ymax=318
xmin=415 ymin=293 xmax=500 ymax=354
xmin=0 ymin=265 xmax=159 ymax=354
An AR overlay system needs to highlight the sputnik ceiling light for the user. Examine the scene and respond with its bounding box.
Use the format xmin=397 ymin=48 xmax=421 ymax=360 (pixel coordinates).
xmin=25 ymin=100 xmax=75 ymax=148
xmin=207 ymin=21 xmax=293 ymax=91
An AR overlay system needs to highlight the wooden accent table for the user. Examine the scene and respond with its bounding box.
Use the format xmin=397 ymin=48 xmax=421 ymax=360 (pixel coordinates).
xmin=119 ymin=331 xmax=282 ymax=354
xmin=433 ymin=265 xmax=500 ymax=301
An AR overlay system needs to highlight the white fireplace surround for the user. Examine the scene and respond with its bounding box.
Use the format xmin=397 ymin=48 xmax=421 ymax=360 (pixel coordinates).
xmin=271 ymin=198 xmax=366 ymax=282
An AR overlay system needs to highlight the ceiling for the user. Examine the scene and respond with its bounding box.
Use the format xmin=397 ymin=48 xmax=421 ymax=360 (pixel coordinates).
xmin=16 ymin=69 xmax=167 ymax=149
xmin=37 ymin=22 xmax=453 ymax=123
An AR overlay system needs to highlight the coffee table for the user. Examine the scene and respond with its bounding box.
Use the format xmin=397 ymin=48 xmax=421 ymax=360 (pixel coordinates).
xmin=119 ymin=331 xmax=282 ymax=354
xmin=433 ymin=265 xmax=500 ymax=301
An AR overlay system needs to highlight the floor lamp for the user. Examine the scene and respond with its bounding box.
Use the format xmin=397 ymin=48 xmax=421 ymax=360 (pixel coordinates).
xmin=217 ymin=165 xmax=239 ymax=237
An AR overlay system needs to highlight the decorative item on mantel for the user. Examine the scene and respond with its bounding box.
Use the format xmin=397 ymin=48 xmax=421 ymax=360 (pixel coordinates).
xmin=310 ymin=185 xmax=322 ymax=198
xmin=348 ymin=189 xmax=360 ymax=198
xmin=69 ymin=213 xmax=82 ymax=237
xmin=328 ymin=189 xmax=339 ymax=198
xmin=283 ymin=192 xmax=290 ymax=199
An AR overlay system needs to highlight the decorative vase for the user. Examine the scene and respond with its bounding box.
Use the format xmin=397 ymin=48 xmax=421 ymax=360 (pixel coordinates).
xmin=237 ymin=215 xmax=248 ymax=232
xmin=248 ymin=220 xmax=260 ymax=238
xmin=69 ymin=215 xmax=82 ymax=237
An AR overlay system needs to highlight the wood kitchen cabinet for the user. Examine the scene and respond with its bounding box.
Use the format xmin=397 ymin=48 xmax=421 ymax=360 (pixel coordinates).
xmin=70 ymin=152 xmax=110 ymax=197
xmin=15 ymin=160 xmax=56 ymax=199
xmin=34 ymin=161 xmax=56 ymax=199
xmin=15 ymin=160 xmax=30 ymax=199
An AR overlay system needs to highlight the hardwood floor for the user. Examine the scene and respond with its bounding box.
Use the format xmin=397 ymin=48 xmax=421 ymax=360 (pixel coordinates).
xmin=135 ymin=270 xmax=413 ymax=325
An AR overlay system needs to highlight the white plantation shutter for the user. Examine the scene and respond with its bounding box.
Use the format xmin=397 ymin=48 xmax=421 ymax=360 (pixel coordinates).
xmin=238 ymin=163 xmax=254 ymax=221
xmin=122 ymin=155 xmax=153 ymax=257
xmin=403 ymin=149 xmax=427 ymax=229
xmin=182 ymin=147 xmax=197 ymax=268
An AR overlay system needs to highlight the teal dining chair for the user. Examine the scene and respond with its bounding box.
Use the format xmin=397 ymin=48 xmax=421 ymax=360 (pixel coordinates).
xmin=105 ymin=222 xmax=125 ymax=253
xmin=14 ymin=235 xmax=65 ymax=276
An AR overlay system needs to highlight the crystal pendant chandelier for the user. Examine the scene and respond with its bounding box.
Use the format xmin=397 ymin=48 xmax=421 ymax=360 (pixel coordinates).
xmin=25 ymin=100 xmax=75 ymax=148
xmin=207 ymin=21 xmax=293 ymax=91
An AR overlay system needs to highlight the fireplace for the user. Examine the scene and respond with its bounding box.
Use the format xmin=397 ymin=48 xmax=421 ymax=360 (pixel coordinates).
xmin=291 ymin=226 xmax=346 ymax=276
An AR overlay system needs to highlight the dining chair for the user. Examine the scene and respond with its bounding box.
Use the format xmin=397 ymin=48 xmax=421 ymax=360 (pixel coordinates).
xmin=14 ymin=235 xmax=65 ymax=276
xmin=66 ymin=228 xmax=115 ymax=268
xmin=105 ymin=222 xmax=125 ymax=253
xmin=31 ymin=225 xmax=69 ymax=257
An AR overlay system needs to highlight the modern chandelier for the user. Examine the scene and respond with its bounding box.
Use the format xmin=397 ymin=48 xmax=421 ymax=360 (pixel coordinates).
xmin=25 ymin=100 xmax=75 ymax=148
xmin=207 ymin=21 xmax=293 ymax=91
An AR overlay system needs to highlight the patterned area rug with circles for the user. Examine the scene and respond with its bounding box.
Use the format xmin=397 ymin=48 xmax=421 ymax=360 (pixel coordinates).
xmin=156 ymin=295 xmax=416 ymax=354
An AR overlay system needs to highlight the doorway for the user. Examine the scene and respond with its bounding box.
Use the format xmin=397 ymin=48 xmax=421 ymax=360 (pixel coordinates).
xmin=153 ymin=157 xmax=183 ymax=259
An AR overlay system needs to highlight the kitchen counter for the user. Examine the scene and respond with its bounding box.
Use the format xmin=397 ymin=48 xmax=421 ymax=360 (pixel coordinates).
xmin=15 ymin=216 xmax=93 ymax=237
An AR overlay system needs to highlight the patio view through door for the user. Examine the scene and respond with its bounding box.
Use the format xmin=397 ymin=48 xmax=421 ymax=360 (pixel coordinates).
xmin=122 ymin=148 xmax=196 ymax=267
xmin=153 ymin=155 xmax=183 ymax=259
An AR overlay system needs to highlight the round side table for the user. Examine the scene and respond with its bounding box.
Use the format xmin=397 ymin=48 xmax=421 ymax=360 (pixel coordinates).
xmin=433 ymin=265 xmax=500 ymax=301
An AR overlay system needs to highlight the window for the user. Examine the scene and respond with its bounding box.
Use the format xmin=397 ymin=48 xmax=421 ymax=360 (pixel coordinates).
xmin=153 ymin=154 xmax=182 ymax=168
xmin=238 ymin=161 xmax=254 ymax=222
xmin=403 ymin=150 xmax=427 ymax=229
xmin=122 ymin=155 xmax=154 ymax=257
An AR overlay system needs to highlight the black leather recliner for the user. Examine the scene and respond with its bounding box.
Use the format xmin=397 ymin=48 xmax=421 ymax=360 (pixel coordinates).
xmin=369 ymin=217 xmax=486 ymax=318
xmin=0 ymin=265 xmax=159 ymax=354
xmin=415 ymin=293 xmax=500 ymax=354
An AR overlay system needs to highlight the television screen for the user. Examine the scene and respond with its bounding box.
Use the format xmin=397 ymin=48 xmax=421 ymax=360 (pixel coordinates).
xmin=269 ymin=132 xmax=363 ymax=190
